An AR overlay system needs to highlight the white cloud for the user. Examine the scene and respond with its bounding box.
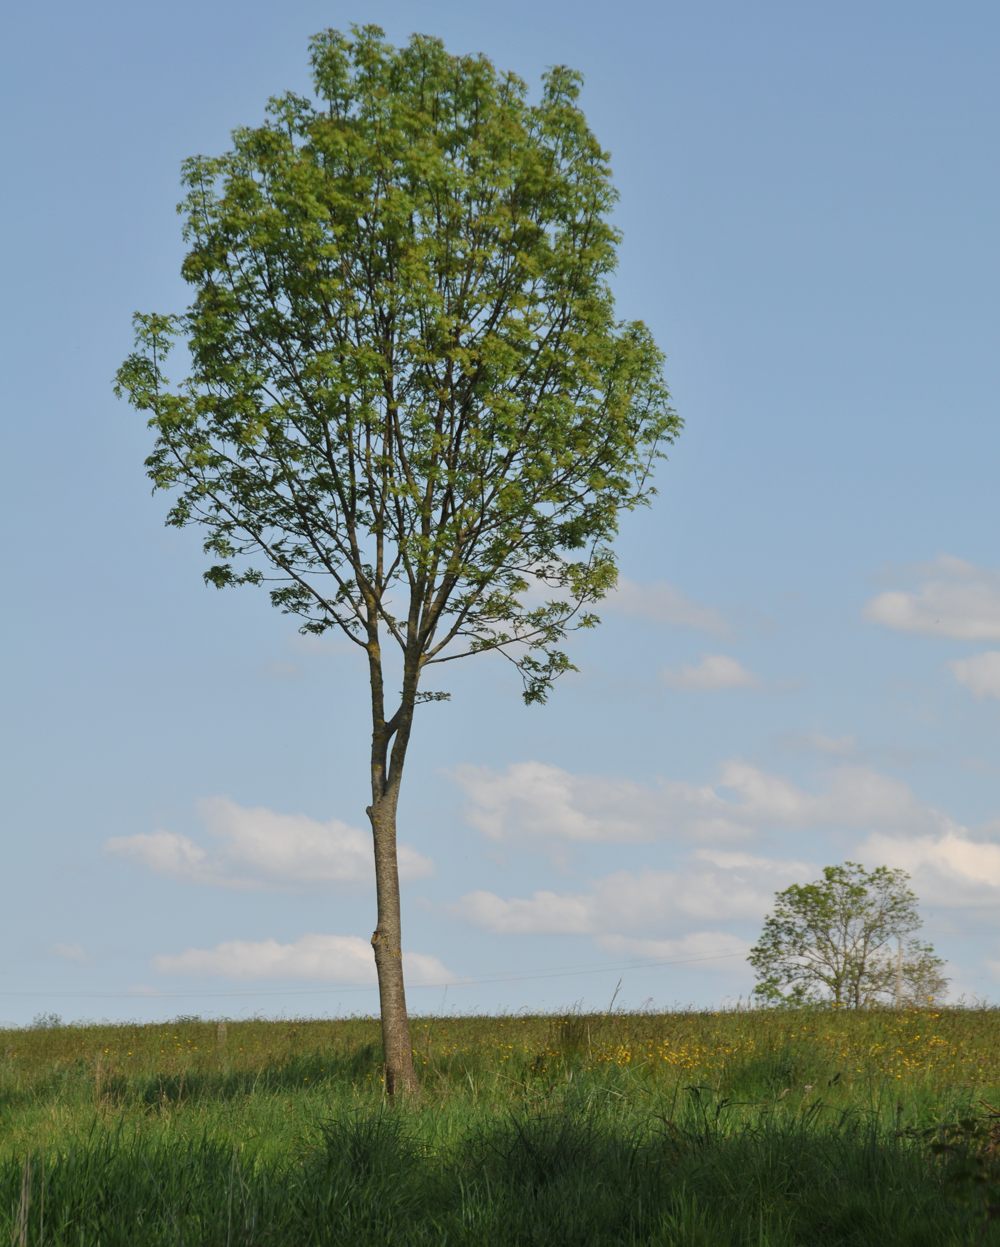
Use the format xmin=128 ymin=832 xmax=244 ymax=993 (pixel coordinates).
xmin=864 ymin=557 xmax=1000 ymax=640
xmin=53 ymin=943 xmax=87 ymax=965
xmin=660 ymin=654 xmax=760 ymax=690
xmin=153 ymin=933 xmax=453 ymax=985
xmin=200 ymin=798 xmax=386 ymax=885
xmin=948 ymin=652 xmax=1000 ymax=700
xmin=104 ymin=829 xmax=242 ymax=887
xmin=105 ymin=799 xmax=435 ymax=890
xmin=605 ymin=579 xmax=730 ymax=635
xmin=860 ymin=830 xmax=1000 ymax=908
xmin=452 ymin=853 xmax=808 ymax=936
xmin=450 ymin=759 xmax=947 ymax=846
xmin=450 ymin=762 xmax=669 ymax=844
xmin=718 ymin=761 xmax=939 ymax=832
xmin=455 ymin=890 xmax=596 ymax=934
xmin=596 ymin=931 xmax=753 ymax=968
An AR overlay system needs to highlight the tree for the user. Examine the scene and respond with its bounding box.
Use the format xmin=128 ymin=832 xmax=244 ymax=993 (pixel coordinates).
xmin=114 ymin=27 xmax=678 ymax=1092
xmin=748 ymin=862 xmax=948 ymax=1008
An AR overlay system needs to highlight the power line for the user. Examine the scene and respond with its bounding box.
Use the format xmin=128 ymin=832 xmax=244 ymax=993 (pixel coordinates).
xmin=0 ymin=950 xmax=747 ymax=1000
xmin=5 ymin=918 xmax=993 ymax=1005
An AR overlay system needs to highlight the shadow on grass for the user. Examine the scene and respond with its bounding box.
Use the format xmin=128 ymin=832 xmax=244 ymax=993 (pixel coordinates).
xmin=0 ymin=1102 xmax=992 ymax=1246
xmin=137 ymin=1044 xmax=384 ymax=1106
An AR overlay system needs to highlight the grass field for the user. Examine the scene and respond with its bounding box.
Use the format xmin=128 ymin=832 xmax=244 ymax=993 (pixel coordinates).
xmin=4 ymin=1006 xmax=1000 ymax=1244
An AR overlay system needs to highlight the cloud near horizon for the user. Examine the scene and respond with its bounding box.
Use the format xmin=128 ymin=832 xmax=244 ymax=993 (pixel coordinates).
xmin=864 ymin=557 xmax=1000 ymax=640
xmin=105 ymin=798 xmax=435 ymax=890
xmin=596 ymin=930 xmax=753 ymax=969
xmin=453 ymin=816 xmax=1000 ymax=950
xmin=153 ymin=933 xmax=453 ymax=984
xmin=451 ymin=851 xmax=811 ymax=936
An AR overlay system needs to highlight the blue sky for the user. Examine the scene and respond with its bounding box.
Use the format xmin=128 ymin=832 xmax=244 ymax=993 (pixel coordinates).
xmin=3 ymin=0 xmax=1000 ymax=1023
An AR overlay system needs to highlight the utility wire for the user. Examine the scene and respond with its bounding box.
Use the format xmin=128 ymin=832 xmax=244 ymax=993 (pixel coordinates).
xmin=0 ymin=950 xmax=747 ymax=1000
xmin=4 ymin=918 xmax=991 ymax=1004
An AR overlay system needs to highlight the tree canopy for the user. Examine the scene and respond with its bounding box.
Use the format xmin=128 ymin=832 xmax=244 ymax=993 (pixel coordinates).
xmin=115 ymin=26 xmax=678 ymax=1091
xmin=749 ymin=862 xmax=948 ymax=1008
xmin=117 ymin=27 xmax=676 ymax=703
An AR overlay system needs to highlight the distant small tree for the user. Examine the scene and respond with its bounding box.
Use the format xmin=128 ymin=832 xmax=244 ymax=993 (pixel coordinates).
xmin=900 ymin=939 xmax=950 ymax=1008
xmin=749 ymin=862 xmax=948 ymax=1008
xmin=114 ymin=27 xmax=678 ymax=1092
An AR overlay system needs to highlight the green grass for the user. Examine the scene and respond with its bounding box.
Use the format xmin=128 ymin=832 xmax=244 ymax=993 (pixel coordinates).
xmin=3 ymin=1007 xmax=1000 ymax=1244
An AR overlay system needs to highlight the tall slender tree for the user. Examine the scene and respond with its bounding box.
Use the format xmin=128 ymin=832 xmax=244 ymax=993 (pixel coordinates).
xmin=115 ymin=26 xmax=679 ymax=1092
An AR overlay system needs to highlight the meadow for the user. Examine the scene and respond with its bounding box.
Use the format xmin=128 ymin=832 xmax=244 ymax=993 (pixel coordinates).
xmin=4 ymin=1006 xmax=1000 ymax=1244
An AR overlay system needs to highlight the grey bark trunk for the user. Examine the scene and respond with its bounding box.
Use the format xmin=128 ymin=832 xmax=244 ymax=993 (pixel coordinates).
xmin=367 ymin=786 xmax=418 ymax=1094
xmin=362 ymin=586 xmax=422 ymax=1094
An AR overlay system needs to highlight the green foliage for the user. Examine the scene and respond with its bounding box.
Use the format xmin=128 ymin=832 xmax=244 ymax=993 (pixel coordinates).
xmin=114 ymin=25 xmax=678 ymax=707
xmin=749 ymin=862 xmax=948 ymax=1008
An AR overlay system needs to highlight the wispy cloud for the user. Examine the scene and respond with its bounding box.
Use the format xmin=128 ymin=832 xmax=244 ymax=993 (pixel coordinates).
xmin=605 ymin=579 xmax=730 ymax=635
xmin=451 ymin=852 xmax=808 ymax=936
xmin=659 ymin=654 xmax=760 ymax=690
xmin=105 ymin=798 xmax=435 ymax=890
xmin=864 ymin=557 xmax=1000 ymax=640
xmin=259 ymin=661 xmax=300 ymax=680
xmin=775 ymin=731 xmax=858 ymax=758
xmin=596 ymin=931 xmax=753 ymax=968
xmin=948 ymin=652 xmax=1000 ymax=700
xmin=104 ymin=829 xmax=236 ymax=887
xmin=286 ymin=633 xmax=358 ymax=658
xmin=449 ymin=759 xmax=949 ymax=846
xmin=153 ymin=934 xmax=452 ymax=984
xmin=53 ymin=943 xmax=87 ymax=965
xmin=450 ymin=762 xmax=674 ymax=844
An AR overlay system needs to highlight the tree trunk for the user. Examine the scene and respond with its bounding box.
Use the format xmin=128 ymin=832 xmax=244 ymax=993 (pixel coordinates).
xmin=363 ymin=609 xmax=421 ymax=1094
xmin=368 ymin=786 xmax=418 ymax=1093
